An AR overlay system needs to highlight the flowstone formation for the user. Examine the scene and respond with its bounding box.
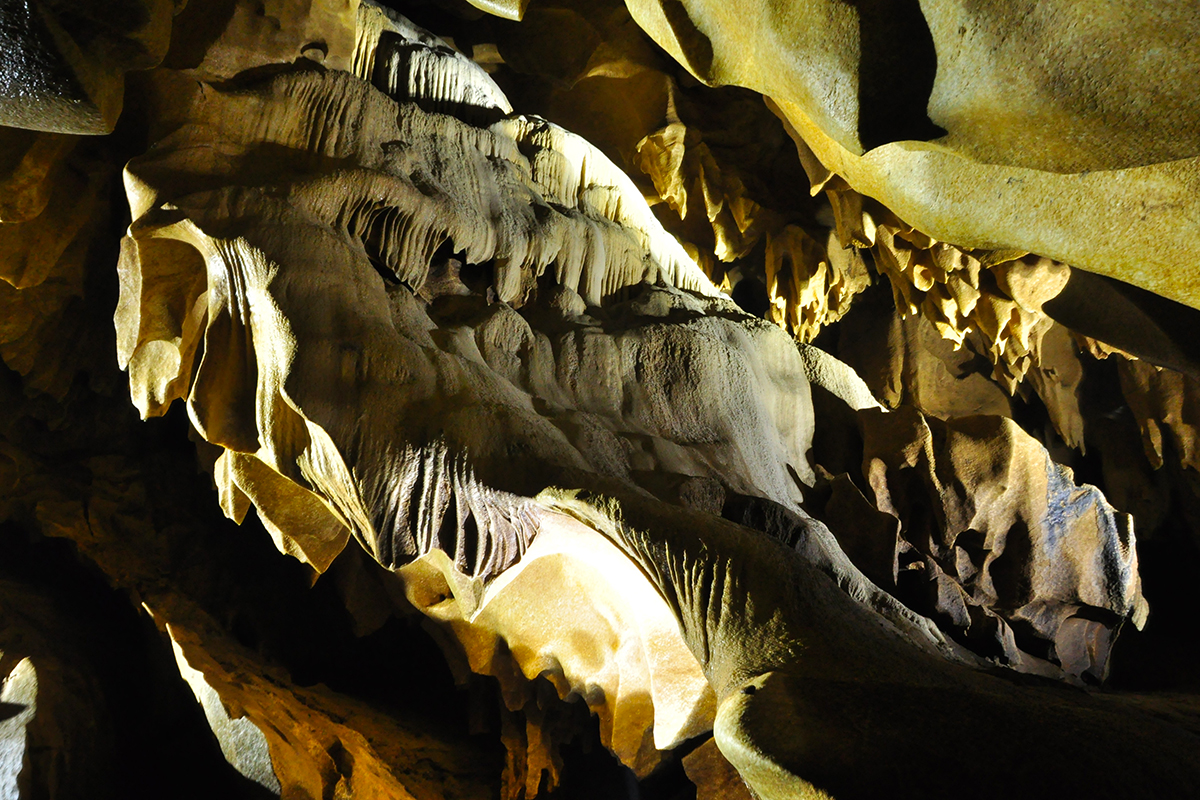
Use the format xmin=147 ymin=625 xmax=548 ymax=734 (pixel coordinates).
xmin=1 ymin=1 xmax=1199 ymax=799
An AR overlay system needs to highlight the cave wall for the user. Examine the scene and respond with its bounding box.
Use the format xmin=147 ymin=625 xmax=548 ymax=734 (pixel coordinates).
xmin=0 ymin=1 xmax=1198 ymax=798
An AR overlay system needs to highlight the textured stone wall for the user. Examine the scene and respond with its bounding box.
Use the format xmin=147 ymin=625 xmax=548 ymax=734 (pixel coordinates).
xmin=0 ymin=1 xmax=1198 ymax=798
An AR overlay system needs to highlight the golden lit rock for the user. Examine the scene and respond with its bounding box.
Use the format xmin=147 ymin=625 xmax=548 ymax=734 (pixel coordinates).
xmin=0 ymin=0 xmax=177 ymax=134
xmin=627 ymin=0 xmax=1200 ymax=311
xmin=0 ymin=0 xmax=1197 ymax=797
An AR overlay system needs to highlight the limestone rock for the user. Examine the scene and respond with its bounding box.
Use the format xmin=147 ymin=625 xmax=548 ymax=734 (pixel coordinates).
xmin=149 ymin=596 xmax=496 ymax=800
xmin=163 ymin=0 xmax=358 ymax=81
xmin=0 ymin=131 xmax=115 ymax=397
xmin=110 ymin=6 xmax=1186 ymax=795
xmin=0 ymin=586 xmax=111 ymax=800
xmin=394 ymin=513 xmax=715 ymax=792
xmin=115 ymin=55 xmax=817 ymax=587
xmin=626 ymin=0 xmax=1200 ymax=311
xmin=1116 ymin=357 xmax=1200 ymax=474
xmin=762 ymin=225 xmax=869 ymax=343
xmin=814 ymin=180 xmax=1073 ymax=393
xmin=354 ymin=1 xmax=513 ymax=123
xmin=681 ymin=739 xmax=755 ymax=800
xmin=0 ymin=1 xmax=1197 ymax=797
xmin=541 ymin=487 xmax=1197 ymax=799
xmin=846 ymin=405 xmax=1145 ymax=682
xmin=0 ymin=657 xmax=37 ymax=800
xmin=0 ymin=0 xmax=177 ymax=134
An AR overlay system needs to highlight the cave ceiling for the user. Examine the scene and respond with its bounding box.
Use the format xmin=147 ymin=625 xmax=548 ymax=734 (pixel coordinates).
xmin=0 ymin=1 xmax=1199 ymax=798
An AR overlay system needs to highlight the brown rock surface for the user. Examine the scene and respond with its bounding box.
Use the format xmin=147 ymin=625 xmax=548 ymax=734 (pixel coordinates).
xmin=625 ymin=0 xmax=1200 ymax=311
xmin=0 ymin=0 xmax=177 ymax=134
xmin=0 ymin=0 xmax=1197 ymax=798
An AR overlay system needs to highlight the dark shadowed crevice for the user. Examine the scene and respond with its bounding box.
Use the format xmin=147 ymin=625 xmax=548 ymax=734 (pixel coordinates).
xmin=848 ymin=0 xmax=947 ymax=150
xmin=1044 ymin=269 xmax=1200 ymax=379
xmin=660 ymin=0 xmax=714 ymax=79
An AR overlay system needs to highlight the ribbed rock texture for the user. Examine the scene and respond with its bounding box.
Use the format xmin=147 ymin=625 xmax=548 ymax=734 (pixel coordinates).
xmin=0 ymin=1 xmax=1198 ymax=799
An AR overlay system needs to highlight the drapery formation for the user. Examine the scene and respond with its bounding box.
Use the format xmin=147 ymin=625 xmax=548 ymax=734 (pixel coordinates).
xmin=0 ymin=1 xmax=1197 ymax=799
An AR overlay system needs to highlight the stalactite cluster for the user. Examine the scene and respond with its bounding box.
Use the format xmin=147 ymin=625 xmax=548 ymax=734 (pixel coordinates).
xmin=1 ymin=1 xmax=1198 ymax=799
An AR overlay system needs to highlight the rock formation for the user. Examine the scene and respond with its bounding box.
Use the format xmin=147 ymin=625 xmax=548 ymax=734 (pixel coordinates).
xmin=1 ymin=1 xmax=1198 ymax=798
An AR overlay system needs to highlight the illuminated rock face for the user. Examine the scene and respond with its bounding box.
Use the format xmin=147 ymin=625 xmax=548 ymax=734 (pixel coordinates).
xmin=626 ymin=0 xmax=1200 ymax=312
xmin=0 ymin=1 xmax=1199 ymax=799
xmin=0 ymin=0 xmax=177 ymax=134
